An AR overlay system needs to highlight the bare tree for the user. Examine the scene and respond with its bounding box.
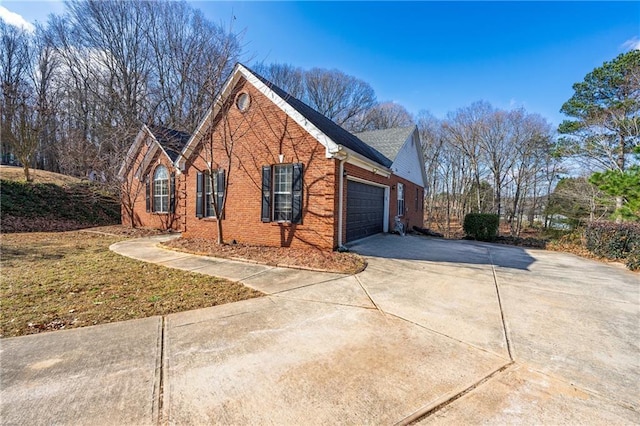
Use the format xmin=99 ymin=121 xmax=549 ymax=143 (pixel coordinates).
xmin=419 ymin=102 xmax=559 ymax=237
xmin=0 ymin=21 xmax=37 ymax=180
xmin=252 ymin=62 xmax=305 ymax=99
xmin=442 ymin=102 xmax=490 ymax=213
xmin=304 ymin=67 xmax=376 ymax=131
xmin=357 ymin=101 xmax=414 ymax=132
xmin=145 ymin=1 xmax=240 ymax=132
xmin=39 ymin=0 xmax=241 ymax=192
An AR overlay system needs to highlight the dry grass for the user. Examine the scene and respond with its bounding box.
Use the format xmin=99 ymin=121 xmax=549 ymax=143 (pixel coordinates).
xmin=0 ymin=165 xmax=82 ymax=185
xmin=0 ymin=229 xmax=262 ymax=338
xmin=163 ymin=237 xmax=367 ymax=274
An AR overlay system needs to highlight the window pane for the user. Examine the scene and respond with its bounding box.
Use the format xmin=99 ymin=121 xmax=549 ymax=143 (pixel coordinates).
xmin=204 ymin=172 xmax=215 ymax=217
xmin=153 ymin=166 xmax=169 ymax=213
xmin=273 ymin=165 xmax=293 ymax=221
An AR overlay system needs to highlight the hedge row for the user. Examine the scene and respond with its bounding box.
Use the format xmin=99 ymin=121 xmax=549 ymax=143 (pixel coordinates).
xmin=463 ymin=213 xmax=499 ymax=242
xmin=585 ymin=222 xmax=640 ymax=271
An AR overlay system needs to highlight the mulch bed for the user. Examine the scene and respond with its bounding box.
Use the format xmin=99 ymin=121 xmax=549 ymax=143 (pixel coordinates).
xmin=163 ymin=237 xmax=366 ymax=274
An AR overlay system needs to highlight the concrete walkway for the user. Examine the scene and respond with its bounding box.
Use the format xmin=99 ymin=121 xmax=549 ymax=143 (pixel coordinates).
xmin=1 ymin=234 xmax=639 ymax=425
xmin=109 ymin=234 xmax=350 ymax=295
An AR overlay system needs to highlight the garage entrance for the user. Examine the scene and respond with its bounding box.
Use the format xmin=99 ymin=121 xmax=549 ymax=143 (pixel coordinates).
xmin=346 ymin=180 xmax=386 ymax=242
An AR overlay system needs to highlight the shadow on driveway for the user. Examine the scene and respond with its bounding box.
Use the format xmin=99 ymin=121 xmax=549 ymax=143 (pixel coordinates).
xmin=347 ymin=233 xmax=537 ymax=271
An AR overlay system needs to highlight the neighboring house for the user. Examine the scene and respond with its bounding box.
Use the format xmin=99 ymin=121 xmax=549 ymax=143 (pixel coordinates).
xmin=120 ymin=63 xmax=426 ymax=250
xmin=119 ymin=124 xmax=190 ymax=230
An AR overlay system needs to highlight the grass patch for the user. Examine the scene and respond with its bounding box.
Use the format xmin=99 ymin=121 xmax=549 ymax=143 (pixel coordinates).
xmin=0 ymin=231 xmax=262 ymax=338
xmin=0 ymin=165 xmax=83 ymax=185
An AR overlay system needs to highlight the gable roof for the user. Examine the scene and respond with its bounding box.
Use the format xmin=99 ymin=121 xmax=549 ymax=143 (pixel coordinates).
xmin=354 ymin=126 xmax=416 ymax=163
xmin=178 ymin=63 xmax=393 ymax=171
xmin=246 ymin=66 xmax=393 ymax=168
xmin=145 ymin=124 xmax=190 ymax=162
xmin=118 ymin=124 xmax=191 ymax=179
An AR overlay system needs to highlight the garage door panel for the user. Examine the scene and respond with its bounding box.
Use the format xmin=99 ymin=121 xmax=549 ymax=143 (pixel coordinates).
xmin=346 ymin=181 xmax=385 ymax=242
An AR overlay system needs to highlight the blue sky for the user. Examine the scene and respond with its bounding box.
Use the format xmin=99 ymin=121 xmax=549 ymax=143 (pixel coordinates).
xmin=2 ymin=1 xmax=639 ymax=129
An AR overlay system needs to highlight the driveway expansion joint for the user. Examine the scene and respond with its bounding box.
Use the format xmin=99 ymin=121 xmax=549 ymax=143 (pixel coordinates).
xmin=395 ymin=361 xmax=516 ymax=425
xmin=152 ymin=316 xmax=166 ymax=425
xmin=487 ymin=247 xmax=514 ymax=361
xmin=268 ymin=274 xmax=352 ymax=295
xmin=354 ymin=274 xmax=386 ymax=317
xmin=270 ymin=294 xmax=379 ymax=310
xmin=385 ymin=311 xmax=511 ymax=362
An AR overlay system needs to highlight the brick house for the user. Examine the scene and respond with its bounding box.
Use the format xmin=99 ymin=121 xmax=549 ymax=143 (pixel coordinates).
xmin=120 ymin=64 xmax=426 ymax=250
xmin=118 ymin=124 xmax=189 ymax=230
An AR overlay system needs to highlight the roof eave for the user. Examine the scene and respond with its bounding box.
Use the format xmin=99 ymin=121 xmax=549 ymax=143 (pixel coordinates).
xmin=339 ymin=146 xmax=392 ymax=178
xmin=118 ymin=124 xmax=153 ymax=179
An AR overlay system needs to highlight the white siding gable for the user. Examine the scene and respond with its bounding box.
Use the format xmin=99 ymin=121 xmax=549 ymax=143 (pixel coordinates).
xmin=390 ymin=130 xmax=426 ymax=187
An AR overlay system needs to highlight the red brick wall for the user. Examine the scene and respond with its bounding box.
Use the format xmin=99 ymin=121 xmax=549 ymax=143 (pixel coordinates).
xmin=122 ymin=77 xmax=426 ymax=248
xmin=121 ymin=139 xmax=183 ymax=231
xmin=180 ymin=78 xmax=337 ymax=250
xmin=392 ymin=176 xmax=424 ymax=233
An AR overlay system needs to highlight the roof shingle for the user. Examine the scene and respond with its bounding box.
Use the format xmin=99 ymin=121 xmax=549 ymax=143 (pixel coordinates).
xmin=244 ymin=66 xmax=393 ymax=168
xmin=147 ymin=124 xmax=191 ymax=162
xmin=354 ymin=126 xmax=415 ymax=163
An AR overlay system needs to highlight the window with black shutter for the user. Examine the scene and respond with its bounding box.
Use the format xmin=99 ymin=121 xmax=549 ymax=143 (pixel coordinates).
xmin=145 ymin=176 xmax=151 ymax=213
xmin=170 ymin=172 xmax=176 ymax=213
xmin=261 ymin=163 xmax=303 ymax=224
xmin=196 ymin=170 xmax=225 ymax=218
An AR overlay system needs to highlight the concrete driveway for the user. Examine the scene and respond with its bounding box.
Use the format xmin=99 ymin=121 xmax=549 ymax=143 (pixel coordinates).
xmin=1 ymin=234 xmax=638 ymax=424
xmin=350 ymin=234 xmax=639 ymax=424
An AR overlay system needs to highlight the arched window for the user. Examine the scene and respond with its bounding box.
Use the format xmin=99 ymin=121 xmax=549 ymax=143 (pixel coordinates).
xmin=153 ymin=165 xmax=169 ymax=213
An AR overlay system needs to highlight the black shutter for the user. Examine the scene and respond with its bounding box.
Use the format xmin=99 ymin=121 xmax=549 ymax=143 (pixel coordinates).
xmin=216 ymin=169 xmax=225 ymax=219
xmin=292 ymin=163 xmax=303 ymax=224
xmin=169 ymin=172 xmax=176 ymax=214
xmin=145 ymin=176 xmax=151 ymax=213
xmin=196 ymin=172 xmax=203 ymax=218
xmin=261 ymin=165 xmax=271 ymax=222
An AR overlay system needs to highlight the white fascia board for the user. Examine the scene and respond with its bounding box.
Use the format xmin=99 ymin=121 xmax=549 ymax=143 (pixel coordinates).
xmin=118 ymin=125 xmax=150 ymax=178
xmin=237 ymin=64 xmax=341 ymax=158
xmin=135 ymin=142 xmax=160 ymax=180
xmin=413 ymin=127 xmax=428 ymax=187
xmin=343 ymin=146 xmax=392 ymax=178
xmin=176 ymin=64 xmax=244 ymax=170
xmin=177 ymin=107 xmax=211 ymax=171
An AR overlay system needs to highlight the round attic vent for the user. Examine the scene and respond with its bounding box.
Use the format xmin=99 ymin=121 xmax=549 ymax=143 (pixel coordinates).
xmin=236 ymin=92 xmax=250 ymax=112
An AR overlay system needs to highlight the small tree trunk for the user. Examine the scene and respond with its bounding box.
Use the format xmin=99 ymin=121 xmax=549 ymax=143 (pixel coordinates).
xmin=615 ymin=134 xmax=625 ymax=223
xmin=216 ymin=218 xmax=223 ymax=245
xmin=23 ymin=164 xmax=32 ymax=182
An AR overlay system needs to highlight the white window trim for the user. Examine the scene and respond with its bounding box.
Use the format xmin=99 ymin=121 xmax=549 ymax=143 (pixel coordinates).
xmin=397 ymin=183 xmax=405 ymax=217
xmin=203 ymin=172 xmax=218 ymax=218
xmin=273 ymin=164 xmax=293 ymax=222
xmin=153 ymin=166 xmax=169 ymax=213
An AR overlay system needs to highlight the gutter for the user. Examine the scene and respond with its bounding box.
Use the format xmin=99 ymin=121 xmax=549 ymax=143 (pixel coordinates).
xmin=332 ymin=147 xmax=348 ymax=248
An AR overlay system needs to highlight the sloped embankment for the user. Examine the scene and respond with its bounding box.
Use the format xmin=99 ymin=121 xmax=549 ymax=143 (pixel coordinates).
xmin=1 ymin=180 xmax=120 ymax=232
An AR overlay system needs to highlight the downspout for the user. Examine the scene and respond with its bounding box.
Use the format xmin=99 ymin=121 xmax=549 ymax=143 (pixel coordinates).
xmin=338 ymin=158 xmax=345 ymax=247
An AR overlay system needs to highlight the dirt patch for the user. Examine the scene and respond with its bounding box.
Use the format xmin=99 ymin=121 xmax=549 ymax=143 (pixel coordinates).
xmin=163 ymin=237 xmax=366 ymax=274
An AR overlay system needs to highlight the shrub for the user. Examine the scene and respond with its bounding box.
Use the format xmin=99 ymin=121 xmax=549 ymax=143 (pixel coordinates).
xmin=626 ymin=248 xmax=640 ymax=271
xmin=585 ymin=221 xmax=640 ymax=263
xmin=463 ymin=213 xmax=499 ymax=242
